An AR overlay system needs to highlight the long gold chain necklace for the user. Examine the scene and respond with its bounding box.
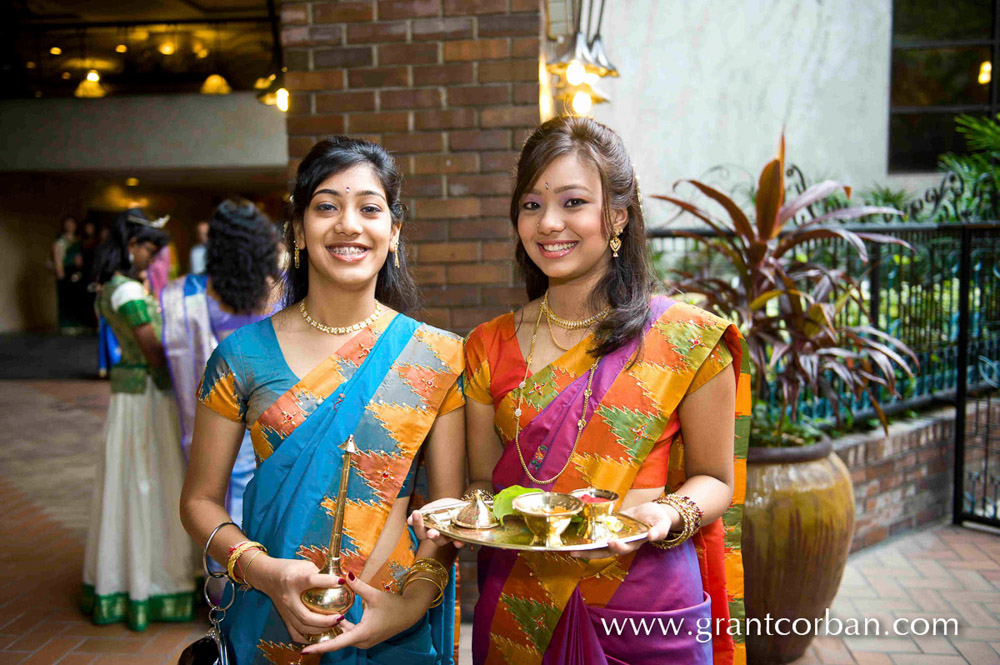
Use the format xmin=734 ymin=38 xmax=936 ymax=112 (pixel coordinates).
xmin=299 ymin=300 xmax=382 ymax=335
xmin=513 ymin=303 xmax=599 ymax=485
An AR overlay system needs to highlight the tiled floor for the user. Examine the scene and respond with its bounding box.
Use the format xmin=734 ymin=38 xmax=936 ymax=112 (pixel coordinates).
xmin=0 ymin=378 xmax=997 ymax=664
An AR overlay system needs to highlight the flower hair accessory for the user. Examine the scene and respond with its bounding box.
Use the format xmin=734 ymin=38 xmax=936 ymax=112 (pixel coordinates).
xmin=127 ymin=214 xmax=170 ymax=229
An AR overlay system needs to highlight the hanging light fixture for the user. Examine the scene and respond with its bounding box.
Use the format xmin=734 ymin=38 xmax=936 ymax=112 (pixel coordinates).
xmin=200 ymin=27 xmax=232 ymax=95
xmin=75 ymin=76 xmax=106 ymax=97
xmin=257 ymin=0 xmax=288 ymax=112
xmin=201 ymin=73 xmax=232 ymax=94
xmin=74 ymin=31 xmax=106 ymax=98
xmin=586 ymin=0 xmax=618 ymax=78
xmin=546 ymin=1 xmax=596 ymax=81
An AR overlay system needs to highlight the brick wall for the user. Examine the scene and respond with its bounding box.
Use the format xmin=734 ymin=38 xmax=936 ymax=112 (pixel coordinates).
xmin=835 ymin=399 xmax=1000 ymax=553
xmin=281 ymin=0 xmax=542 ymax=332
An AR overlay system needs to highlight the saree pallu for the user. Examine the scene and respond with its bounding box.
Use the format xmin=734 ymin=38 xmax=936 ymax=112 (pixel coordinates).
xmin=220 ymin=313 xmax=462 ymax=665
xmin=161 ymin=274 xmax=255 ymax=521
xmin=471 ymin=297 xmax=751 ymax=665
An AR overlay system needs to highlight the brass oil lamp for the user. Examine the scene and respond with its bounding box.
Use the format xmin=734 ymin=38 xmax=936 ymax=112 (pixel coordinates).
xmin=299 ymin=435 xmax=358 ymax=643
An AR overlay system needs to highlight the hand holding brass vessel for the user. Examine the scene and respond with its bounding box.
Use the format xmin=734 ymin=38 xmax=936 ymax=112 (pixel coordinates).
xmin=299 ymin=435 xmax=358 ymax=643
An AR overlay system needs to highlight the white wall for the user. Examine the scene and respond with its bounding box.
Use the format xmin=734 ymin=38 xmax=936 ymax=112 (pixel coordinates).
xmin=588 ymin=0 xmax=937 ymax=218
xmin=0 ymin=92 xmax=287 ymax=172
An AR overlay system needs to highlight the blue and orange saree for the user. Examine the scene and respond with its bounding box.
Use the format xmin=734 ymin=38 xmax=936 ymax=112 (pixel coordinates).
xmin=198 ymin=309 xmax=464 ymax=665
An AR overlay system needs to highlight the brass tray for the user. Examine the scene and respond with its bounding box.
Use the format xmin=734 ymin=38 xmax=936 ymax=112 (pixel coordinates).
xmin=420 ymin=499 xmax=650 ymax=552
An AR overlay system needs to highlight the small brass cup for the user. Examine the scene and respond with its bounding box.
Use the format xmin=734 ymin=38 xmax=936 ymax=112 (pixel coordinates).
xmin=571 ymin=488 xmax=620 ymax=543
xmin=512 ymin=492 xmax=583 ymax=548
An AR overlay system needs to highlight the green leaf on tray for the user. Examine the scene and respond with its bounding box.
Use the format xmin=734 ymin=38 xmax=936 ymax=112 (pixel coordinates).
xmin=492 ymin=485 xmax=541 ymax=522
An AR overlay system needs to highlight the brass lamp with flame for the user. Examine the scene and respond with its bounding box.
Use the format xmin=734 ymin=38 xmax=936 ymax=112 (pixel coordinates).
xmin=299 ymin=435 xmax=358 ymax=643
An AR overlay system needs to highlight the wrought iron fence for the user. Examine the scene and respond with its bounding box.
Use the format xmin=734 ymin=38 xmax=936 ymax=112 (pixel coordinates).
xmin=648 ymin=222 xmax=1000 ymax=423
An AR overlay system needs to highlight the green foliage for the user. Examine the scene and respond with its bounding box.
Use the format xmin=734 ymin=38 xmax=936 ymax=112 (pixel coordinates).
xmin=750 ymin=403 xmax=824 ymax=448
xmin=491 ymin=485 xmax=540 ymax=522
xmin=936 ymin=113 xmax=1000 ymax=223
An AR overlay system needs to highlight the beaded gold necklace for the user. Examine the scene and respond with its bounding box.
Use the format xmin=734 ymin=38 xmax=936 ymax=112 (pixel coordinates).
xmin=299 ymin=300 xmax=382 ymax=335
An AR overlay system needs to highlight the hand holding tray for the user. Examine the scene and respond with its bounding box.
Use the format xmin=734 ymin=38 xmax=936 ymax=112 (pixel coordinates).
xmin=419 ymin=490 xmax=649 ymax=553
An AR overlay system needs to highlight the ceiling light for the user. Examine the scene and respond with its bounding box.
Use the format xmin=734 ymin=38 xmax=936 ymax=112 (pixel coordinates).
xmin=566 ymin=61 xmax=586 ymax=86
xmin=159 ymin=43 xmax=175 ymax=56
xmin=26 ymin=61 xmax=36 ymax=69
xmin=571 ymin=90 xmax=593 ymax=115
xmin=254 ymin=74 xmax=275 ymax=90
xmin=116 ymin=44 xmax=127 ymax=53
xmin=86 ymin=70 xmax=100 ymax=82
xmin=61 ymin=72 xmax=70 ymax=80
xmin=74 ymin=78 xmax=106 ymax=98
xmin=197 ymin=49 xmax=209 ymax=59
xmin=200 ymin=73 xmax=232 ymax=95
xmin=50 ymin=46 xmax=62 ymax=55
xmin=276 ymin=87 xmax=289 ymax=112
xmin=979 ymin=61 xmax=992 ymax=85
xmin=126 ymin=178 xmax=139 ymax=187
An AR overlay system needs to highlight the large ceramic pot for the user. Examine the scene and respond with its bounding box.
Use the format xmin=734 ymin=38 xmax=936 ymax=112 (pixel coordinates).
xmin=743 ymin=440 xmax=855 ymax=664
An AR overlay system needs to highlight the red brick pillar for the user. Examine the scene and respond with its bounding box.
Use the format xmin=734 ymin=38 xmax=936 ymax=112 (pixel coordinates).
xmin=282 ymin=0 xmax=542 ymax=333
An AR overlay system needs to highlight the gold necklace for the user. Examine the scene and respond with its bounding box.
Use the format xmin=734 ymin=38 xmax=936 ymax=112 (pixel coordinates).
xmin=541 ymin=291 xmax=610 ymax=330
xmin=546 ymin=316 xmax=573 ymax=352
xmin=299 ymin=300 xmax=382 ymax=335
xmin=513 ymin=304 xmax=599 ymax=485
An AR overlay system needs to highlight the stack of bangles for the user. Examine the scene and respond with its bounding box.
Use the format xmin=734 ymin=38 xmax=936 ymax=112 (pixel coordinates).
xmin=227 ymin=540 xmax=268 ymax=590
xmin=401 ymin=557 xmax=449 ymax=608
xmin=651 ymin=494 xmax=704 ymax=549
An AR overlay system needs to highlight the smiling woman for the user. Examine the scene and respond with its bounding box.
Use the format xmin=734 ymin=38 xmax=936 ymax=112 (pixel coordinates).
xmin=411 ymin=117 xmax=751 ymax=665
xmin=179 ymin=136 xmax=466 ymax=665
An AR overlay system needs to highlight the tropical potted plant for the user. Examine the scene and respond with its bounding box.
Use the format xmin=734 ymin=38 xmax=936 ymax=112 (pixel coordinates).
xmin=652 ymin=138 xmax=918 ymax=664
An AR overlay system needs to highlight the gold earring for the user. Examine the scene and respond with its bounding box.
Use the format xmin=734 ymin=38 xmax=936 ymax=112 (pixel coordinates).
xmin=394 ymin=248 xmax=400 ymax=269
xmin=294 ymin=243 xmax=300 ymax=269
xmin=609 ymin=231 xmax=622 ymax=258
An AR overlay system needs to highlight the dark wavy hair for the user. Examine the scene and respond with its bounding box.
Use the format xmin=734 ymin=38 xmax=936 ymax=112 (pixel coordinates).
xmin=283 ymin=136 xmax=419 ymax=312
xmin=511 ymin=115 xmax=656 ymax=357
xmin=207 ymin=199 xmax=281 ymax=314
xmin=92 ymin=208 xmax=170 ymax=284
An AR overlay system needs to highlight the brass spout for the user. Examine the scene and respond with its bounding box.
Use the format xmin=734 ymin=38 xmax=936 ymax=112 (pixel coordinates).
xmin=300 ymin=435 xmax=358 ymax=643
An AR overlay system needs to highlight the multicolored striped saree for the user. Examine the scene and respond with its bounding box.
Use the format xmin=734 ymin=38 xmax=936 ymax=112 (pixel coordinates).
xmin=465 ymin=297 xmax=751 ymax=665
xmin=198 ymin=311 xmax=464 ymax=665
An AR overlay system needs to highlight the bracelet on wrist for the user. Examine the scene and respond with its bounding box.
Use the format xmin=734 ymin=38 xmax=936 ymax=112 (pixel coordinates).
xmin=650 ymin=494 xmax=703 ymax=549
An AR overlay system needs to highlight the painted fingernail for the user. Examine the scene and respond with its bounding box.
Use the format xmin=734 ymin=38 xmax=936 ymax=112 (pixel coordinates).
xmin=337 ymin=577 xmax=346 ymax=585
xmin=348 ymin=571 xmax=356 ymax=581
xmin=335 ymin=615 xmax=344 ymax=624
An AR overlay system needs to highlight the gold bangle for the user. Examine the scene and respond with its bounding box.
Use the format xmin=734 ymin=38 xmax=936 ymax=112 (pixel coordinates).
xmin=650 ymin=494 xmax=702 ymax=549
xmin=241 ymin=549 xmax=265 ymax=590
xmin=403 ymin=558 xmax=449 ymax=608
xmin=403 ymin=574 xmax=445 ymax=608
xmin=228 ymin=541 xmax=266 ymax=585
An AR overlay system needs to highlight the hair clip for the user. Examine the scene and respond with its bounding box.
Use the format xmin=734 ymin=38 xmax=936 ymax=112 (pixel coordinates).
xmin=127 ymin=214 xmax=170 ymax=229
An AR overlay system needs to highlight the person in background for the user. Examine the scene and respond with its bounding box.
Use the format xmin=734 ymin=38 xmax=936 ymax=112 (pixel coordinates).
xmin=83 ymin=207 xmax=198 ymax=630
xmin=161 ymin=199 xmax=283 ymax=538
xmin=189 ymin=220 xmax=210 ymax=274
xmin=52 ymin=215 xmax=85 ymax=334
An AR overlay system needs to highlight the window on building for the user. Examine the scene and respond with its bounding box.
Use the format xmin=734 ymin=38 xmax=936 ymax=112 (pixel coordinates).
xmin=889 ymin=0 xmax=998 ymax=172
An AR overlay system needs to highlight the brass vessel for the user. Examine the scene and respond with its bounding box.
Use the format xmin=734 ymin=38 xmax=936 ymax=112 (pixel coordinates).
xmin=452 ymin=489 xmax=499 ymax=529
xmin=299 ymin=435 xmax=358 ymax=643
xmin=512 ymin=492 xmax=583 ymax=548
xmin=571 ymin=488 xmax=620 ymax=542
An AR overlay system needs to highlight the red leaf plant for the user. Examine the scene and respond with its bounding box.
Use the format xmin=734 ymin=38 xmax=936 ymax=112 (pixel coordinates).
xmin=652 ymin=137 xmax=919 ymax=442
